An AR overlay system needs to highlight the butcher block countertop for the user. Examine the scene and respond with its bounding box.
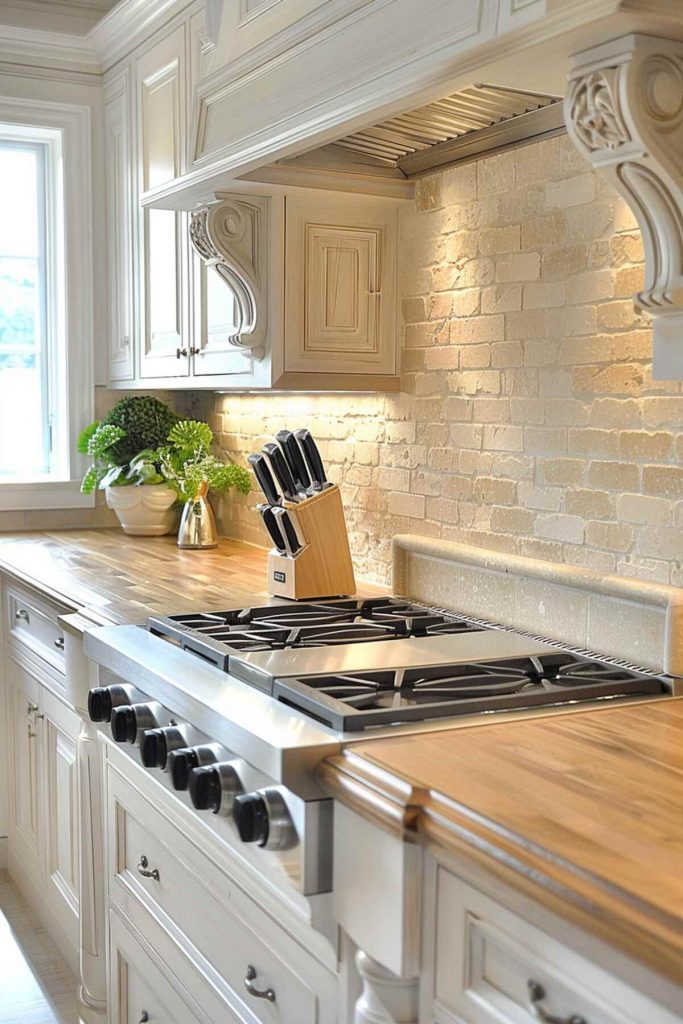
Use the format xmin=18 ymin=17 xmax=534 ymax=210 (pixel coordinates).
xmin=0 ymin=528 xmax=385 ymax=623
xmin=320 ymin=697 xmax=683 ymax=985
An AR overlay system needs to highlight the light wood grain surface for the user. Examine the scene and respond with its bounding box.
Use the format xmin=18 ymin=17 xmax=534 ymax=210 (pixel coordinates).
xmin=0 ymin=529 xmax=386 ymax=624
xmin=320 ymin=698 xmax=683 ymax=984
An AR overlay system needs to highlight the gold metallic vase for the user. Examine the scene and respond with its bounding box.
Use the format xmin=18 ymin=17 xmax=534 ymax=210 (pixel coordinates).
xmin=177 ymin=480 xmax=218 ymax=549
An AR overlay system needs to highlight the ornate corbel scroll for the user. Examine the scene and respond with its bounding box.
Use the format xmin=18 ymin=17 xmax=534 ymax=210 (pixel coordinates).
xmin=566 ymin=34 xmax=683 ymax=378
xmin=189 ymin=196 xmax=267 ymax=360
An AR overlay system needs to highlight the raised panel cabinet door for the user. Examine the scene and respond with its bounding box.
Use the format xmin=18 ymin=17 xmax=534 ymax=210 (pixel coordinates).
xmin=7 ymin=664 xmax=43 ymax=876
xmin=137 ymin=24 xmax=190 ymax=379
xmin=191 ymin=256 xmax=254 ymax=377
xmin=104 ymin=69 xmax=135 ymax=383
xmin=43 ymin=688 xmax=80 ymax=940
xmin=284 ymin=195 xmax=397 ymax=376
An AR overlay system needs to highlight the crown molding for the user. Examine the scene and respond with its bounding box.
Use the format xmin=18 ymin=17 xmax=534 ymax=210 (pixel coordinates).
xmin=88 ymin=0 xmax=191 ymax=71
xmin=0 ymin=23 xmax=100 ymax=77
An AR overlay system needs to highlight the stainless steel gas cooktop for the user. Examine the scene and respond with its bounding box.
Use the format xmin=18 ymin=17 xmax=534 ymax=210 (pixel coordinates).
xmin=148 ymin=599 xmax=667 ymax=732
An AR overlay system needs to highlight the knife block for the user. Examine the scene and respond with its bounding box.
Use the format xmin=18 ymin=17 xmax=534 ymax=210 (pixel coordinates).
xmin=267 ymin=484 xmax=356 ymax=600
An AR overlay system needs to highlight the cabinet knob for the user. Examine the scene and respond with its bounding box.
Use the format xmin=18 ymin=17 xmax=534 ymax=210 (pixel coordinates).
xmin=15 ymin=608 xmax=30 ymax=623
xmin=27 ymin=702 xmax=43 ymax=720
xmin=527 ymin=981 xmax=587 ymax=1024
xmin=244 ymin=965 xmax=275 ymax=1002
xmin=137 ymin=855 xmax=160 ymax=881
xmin=27 ymin=724 xmax=36 ymax=739
xmin=189 ymin=346 xmax=200 ymax=356
xmin=138 ymin=1013 xmax=149 ymax=1023
xmin=175 ymin=347 xmax=188 ymax=359
xmin=54 ymin=636 xmax=65 ymax=651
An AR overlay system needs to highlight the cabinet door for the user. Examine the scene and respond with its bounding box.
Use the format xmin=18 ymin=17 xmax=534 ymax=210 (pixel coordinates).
xmin=284 ymin=195 xmax=397 ymax=376
xmin=137 ymin=25 xmax=190 ymax=378
xmin=191 ymin=257 xmax=254 ymax=377
xmin=8 ymin=662 xmax=43 ymax=877
xmin=43 ymin=687 xmax=80 ymax=943
xmin=104 ymin=69 xmax=135 ymax=383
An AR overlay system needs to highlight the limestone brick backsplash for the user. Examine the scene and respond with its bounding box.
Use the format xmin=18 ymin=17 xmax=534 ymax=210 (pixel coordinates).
xmin=190 ymin=134 xmax=683 ymax=588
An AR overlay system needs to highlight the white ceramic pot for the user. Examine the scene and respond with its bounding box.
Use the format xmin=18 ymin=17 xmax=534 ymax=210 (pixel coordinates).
xmin=105 ymin=483 xmax=177 ymax=536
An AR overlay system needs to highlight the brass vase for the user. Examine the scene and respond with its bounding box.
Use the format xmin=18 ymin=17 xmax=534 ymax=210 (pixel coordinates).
xmin=177 ymin=480 xmax=218 ymax=549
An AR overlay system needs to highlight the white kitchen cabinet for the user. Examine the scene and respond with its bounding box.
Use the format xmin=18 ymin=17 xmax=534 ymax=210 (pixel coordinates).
xmin=43 ymin=687 xmax=80 ymax=948
xmin=420 ymin=857 xmax=682 ymax=1024
xmin=284 ymin=194 xmax=397 ymax=377
xmin=104 ymin=68 xmax=135 ymax=383
xmin=137 ymin=24 xmax=190 ymax=379
xmin=7 ymin=660 xmax=43 ymax=881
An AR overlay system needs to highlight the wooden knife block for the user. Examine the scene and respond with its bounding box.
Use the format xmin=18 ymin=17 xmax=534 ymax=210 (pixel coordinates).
xmin=267 ymin=484 xmax=356 ymax=600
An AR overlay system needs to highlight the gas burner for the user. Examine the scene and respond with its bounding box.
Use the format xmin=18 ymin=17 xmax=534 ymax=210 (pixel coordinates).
xmin=272 ymin=653 xmax=665 ymax=732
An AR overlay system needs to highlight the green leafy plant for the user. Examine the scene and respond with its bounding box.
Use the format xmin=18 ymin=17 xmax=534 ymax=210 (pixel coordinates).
xmin=152 ymin=419 xmax=251 ymax=503
xmin=78 ymin=395 xmax=178 ymax=494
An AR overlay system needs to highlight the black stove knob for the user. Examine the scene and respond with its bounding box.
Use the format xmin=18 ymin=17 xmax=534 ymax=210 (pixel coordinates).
xmin=140 ymin=727 xmax=185 ymax=769
xmin=110 ymin=705 xmax=137 ymax=744
xmin=189 ymin=761 xmax=243 ymax=816
xmin=87 ymin=684 xmax=132 ymax=723
xmin=167 ymin=745 xmax=218 ymax=791
xmin=110 ymin=702 xmax=160 ymax=744
xmin=234 ymin=793 xmax=269 ymax=847
xmin=189 ymin=765 xmax=221 ymax=812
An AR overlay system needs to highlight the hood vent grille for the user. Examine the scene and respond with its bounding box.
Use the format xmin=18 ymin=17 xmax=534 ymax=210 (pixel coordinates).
xmin=330 ymin=83 xmax=562 ymax=176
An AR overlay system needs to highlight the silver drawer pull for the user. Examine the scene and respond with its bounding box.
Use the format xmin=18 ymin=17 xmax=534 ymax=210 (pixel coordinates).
xmin=27 ymin=702 xmax=43 ymax=720
xmin=245 ymin=965 xmax=275 ymax=1002
xmin=54 ymin=636 xmax=65 ymax=651
xmin=15 ymin=608 xmax=30 ymax=622
xmin=528 ymin=981 xmax=587 ymax=1024
xmin=137 ymin=855 xmax=160 ymax=881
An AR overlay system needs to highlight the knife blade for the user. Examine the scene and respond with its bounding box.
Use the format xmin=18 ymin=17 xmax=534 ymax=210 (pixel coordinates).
xmin=275 ymin=429 xmax=312 ymax=493
xmin=261 ymin=442 xmax=305 ymax=503
xmin=247 ymin=453 xmax=281 ymax=506
xmin=293 ymin=429 xmax=329 ymax=490
xmin=271 ymin=506 xmax=303 ymax=556
xmin=256 ymin=503 xmax=286 ymax=554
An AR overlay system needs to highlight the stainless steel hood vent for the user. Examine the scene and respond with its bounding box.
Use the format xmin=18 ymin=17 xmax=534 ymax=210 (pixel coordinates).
xmin=315 ymin=83 xmax=563 ymax=179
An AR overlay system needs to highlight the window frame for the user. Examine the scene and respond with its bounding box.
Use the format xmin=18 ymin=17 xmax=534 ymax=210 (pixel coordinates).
xmin=0 ymin=97 xmax=94 ymax=510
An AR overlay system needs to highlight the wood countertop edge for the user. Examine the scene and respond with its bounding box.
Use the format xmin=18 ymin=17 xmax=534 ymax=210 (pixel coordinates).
xmin=319 ymin=748 xmax=683 ymax=986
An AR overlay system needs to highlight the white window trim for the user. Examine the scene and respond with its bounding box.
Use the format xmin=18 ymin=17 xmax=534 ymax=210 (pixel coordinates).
xmin=0 ymin=95 xmax=94 ymax=510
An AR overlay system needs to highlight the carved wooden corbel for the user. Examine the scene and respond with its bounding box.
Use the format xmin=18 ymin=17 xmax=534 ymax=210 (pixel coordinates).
xmin=189 ymin=197 xmax=267 ymax=360
xmin=565 ymin=34 xmax=683 ymax=378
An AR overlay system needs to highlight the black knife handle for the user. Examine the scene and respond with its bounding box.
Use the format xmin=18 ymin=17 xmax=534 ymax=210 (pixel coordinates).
xmin=272 ymin=506 xmax=302 ymax=556
xmin=293 ymin=429 xmax=327 ymax=489
xmin=262 ymin=442 xmax=301 ymax=502
xmin=257 ymin=503 xmax=286 ymax=553
xmin=275 ymin=430 xmax=311 ymax=492
xmin=247 ymin=453 xmax=281 ymax=506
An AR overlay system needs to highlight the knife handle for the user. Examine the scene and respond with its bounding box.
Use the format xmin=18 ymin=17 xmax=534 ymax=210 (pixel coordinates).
xmin=257 ymin=503 xmax=286 ymax=553
xmin=262 ymin=442 xmax=303 ymax=502
xmin=275 ymin=430 xmax=312 ymax=493
xmin=271 ymin=506 xmax=303 ymax=556
xmin=248 ymin=453 xmax=281 ymax=506
xmin=293 ymin=429 xmax=327 ymax=490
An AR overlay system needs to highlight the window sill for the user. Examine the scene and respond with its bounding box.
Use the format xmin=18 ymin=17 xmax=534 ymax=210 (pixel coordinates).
xmin=0 ymin=480 xmax=95 ymax=511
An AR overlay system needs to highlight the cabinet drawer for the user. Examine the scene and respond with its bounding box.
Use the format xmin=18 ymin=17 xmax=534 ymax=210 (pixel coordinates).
xmin=107 ymin=765 xmax=336 ymax=1024
xmin=5 ymin=582 xmax=68 ymax=673
xmin=110 ymin=910 xmax=222 ymax=1024
xmin=427 ymin=866 xmax=679 ymax=1024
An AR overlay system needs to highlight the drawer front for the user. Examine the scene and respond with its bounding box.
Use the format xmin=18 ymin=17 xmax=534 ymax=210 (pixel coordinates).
xmin=428 ymin=865 xmax=679 ymax=1024
xmin=5 ymin=582 xmax=68 ymax=673
xmin=110 ymin=910 xmax=222 ymax=1024
xmin=107 ymin=766 xmax=336 ymax=1024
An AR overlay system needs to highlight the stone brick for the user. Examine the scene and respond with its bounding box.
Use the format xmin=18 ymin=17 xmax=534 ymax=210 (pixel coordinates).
xmin=424 ymin=346 xmax=459 ymax=370
xmin=521 ymin=211 xmax=566 ymax=249
xmin=587 ymin=460 xmax=640 ymax=490
xmin=495 ymin=252 xmax=541 ymax=282
xmin=388 ymin=491 xmax=425 ymax=519
xmin=545 ymin=172 xmax=595 ymax=209
xmin=573 ymin=363 xmax=644 ymax=397
xmin=642 ymin=465 xmax=683 ymax=497
xmin=450 ymin=315 xmax=504 ymax=345
xmin=415 ymin=175 xmax=442 ymax=212
xmin=637 ymin=526 xmax=683 ymax=561
xmin=440 ymin=162 xmax=477 ymax=204
xmin=614 ymin=265 xmax=644 ymax=297
xmin=567 ymin=428 xmax=621 ymax=457
xmin=516 ymin=137 xmax=559 ymax=185
xmin=471 ymin=398 xmax=509 ymax=423
xmin=491 ymin=506 xmax=536 ymax=534
xmin=619 ymin=431 xmax=674 ymax=460
xmin=566 ymin=270 xmax=614 ymax=304
xmin=524 ymin=427 xmax=567 ymax=455
xmin=460 ymin=345 xmax=491 ymax=369
xmin=597 ymin=300 xmax=641 ymax=331
xmin=564 ymin=488 xmax=613 ymax=518
xmin=585 ymin=521 xmax=634 ymax=552
xmin=481 ymin=284 xmax=522 ymax=314
xmin=510 ymin=398 xmax=545 ymax=424
xmin=590 ymin=398 xmax=641 ymax=428
xmin=535 ymin=513 xmax=585 ymax=544
xmin=518 ymin=482 xmax=563 ymax=511
xmin=523 ymin=281 xmax=566 ymax=309
xmin=478 ymin=151 xmax=516 ymax=196
xmin=617 ymin=493 xmax=671 ymax=526
xmin=491 ymin=341 xmax=523 ymax=367
xmin=472 ymin=477 xmax=517 ymax=505
xmin=542 ymin=245 xmax=588 ymax=279
xmin=482 ymin=424 xmax=523 ymax=451
xmin=479 ymin=225 xmax=520 ymax=255
xmin=541 ymin=458 xmax=585 ymax=485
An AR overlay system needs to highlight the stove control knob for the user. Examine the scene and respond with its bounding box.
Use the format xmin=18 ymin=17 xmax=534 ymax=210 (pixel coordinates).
xmin=167 ymin=745 xmax=219 ymax=791
xmin=189 ymin=762 xmax=243 ymax=816
xmin=140 ymin=727 xmax=186 ymax=769
xmin=110 ymin=702 xmax=160 ymax=745
xmin=88 ymin=684 xmax=133 ymax=723
xmin=234 ymin=789 xmax=296 ymax=851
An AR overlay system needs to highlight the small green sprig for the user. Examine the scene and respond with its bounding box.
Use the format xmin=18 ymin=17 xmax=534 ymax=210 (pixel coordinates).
xmin=156 ymin=419 xmax=251 ymax=503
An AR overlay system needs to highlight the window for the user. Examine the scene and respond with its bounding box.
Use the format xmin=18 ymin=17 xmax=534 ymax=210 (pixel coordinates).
xmin=0 ymin=100 xmax=93 ymax=509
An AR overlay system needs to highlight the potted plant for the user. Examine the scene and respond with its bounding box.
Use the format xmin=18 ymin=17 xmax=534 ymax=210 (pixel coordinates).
xmin=78 ymin=395 xmax=180 ymax=536
xmin=134 ymin=420 xmax=251 ymax=548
